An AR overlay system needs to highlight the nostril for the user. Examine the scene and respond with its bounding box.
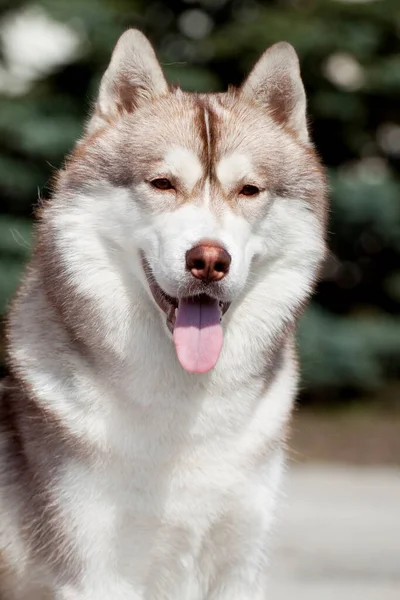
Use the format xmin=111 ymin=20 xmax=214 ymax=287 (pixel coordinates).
xmin=214 ymin=261 xmax=225 ymax=273
xmin=193 ymin=259 xmax=205 ymax=270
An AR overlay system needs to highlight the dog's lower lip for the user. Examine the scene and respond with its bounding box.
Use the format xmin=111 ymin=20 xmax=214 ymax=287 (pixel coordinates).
xmin=140 ymin=253 xmax=230 ymax=328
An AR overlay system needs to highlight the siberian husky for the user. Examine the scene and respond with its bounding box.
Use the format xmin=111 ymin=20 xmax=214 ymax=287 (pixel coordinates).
xmin=0 ymin=29 xmax=327 ymax=599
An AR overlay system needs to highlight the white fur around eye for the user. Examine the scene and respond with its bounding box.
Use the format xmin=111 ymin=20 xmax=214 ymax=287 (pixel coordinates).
xmin=216 ymin=152 xmax=255 ymax=191
xmin=163 ymin=146 xmax=203 ymax=191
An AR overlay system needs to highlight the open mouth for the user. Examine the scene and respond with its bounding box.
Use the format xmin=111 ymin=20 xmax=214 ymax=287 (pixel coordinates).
xmin=141 ymin=255 xmax=230 ymax=374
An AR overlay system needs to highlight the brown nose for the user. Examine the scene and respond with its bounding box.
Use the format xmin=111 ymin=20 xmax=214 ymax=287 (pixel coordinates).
xmin=186 ymin=243 xmax=231 ymax=283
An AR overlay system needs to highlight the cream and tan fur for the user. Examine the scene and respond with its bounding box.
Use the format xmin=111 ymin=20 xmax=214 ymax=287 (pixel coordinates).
xmin=0 ymin=30 xmax=327 ymax=599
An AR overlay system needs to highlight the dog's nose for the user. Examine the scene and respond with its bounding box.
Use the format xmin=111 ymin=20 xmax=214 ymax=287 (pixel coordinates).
xmin=186 ymin=243 xmax=231 ymax=283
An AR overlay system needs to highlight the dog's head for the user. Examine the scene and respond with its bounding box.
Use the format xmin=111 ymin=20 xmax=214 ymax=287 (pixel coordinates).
xmin=52 ymin=30 xmax=327 ymax=373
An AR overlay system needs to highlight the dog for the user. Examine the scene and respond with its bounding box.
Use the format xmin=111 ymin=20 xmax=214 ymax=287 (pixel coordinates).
xmin=0 ymin=29 xmax=327 ymax=599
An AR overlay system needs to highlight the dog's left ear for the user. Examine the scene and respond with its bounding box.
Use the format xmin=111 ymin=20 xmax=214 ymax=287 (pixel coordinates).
xmin=87 ymin=29 xmax=168 ymax=132
xmin=241 ymin=42 xmax=308 ymax=142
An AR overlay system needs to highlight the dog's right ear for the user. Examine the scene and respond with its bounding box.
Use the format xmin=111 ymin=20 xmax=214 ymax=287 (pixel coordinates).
xmin=87 ymin=29 xmax=168 ymax=133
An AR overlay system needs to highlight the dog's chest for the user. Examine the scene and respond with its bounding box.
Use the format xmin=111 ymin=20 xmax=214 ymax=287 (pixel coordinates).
xmin=63 ymin=432 xmax=270 ymax=599
xmin=102 ymin=384 xmax=264 ymax=523
xmin=59 ymin=379 xmax=278 ymax=596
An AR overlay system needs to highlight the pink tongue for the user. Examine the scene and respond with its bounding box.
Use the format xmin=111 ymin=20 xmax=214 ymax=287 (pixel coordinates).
xmin=173 ymin=297 xmax=223 ymax=374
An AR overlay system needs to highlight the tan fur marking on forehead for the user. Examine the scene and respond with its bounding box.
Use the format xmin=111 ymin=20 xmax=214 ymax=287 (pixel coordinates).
xmin=193 ymin=98 xmax=250 ymax=213
xmin=203 ymin=107 xmax=212 ymax=206
xmin=203 ymin=108 xmax=211 ymax=152
xmin=207 ymin=94 xmax=232 ymax=119
xmin=177 ymin=96 xmax=215 ymax=205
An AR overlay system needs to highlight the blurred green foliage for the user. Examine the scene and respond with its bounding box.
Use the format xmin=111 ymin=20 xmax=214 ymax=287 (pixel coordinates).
xmin=0 ymin=0 xmax=399 ymax=402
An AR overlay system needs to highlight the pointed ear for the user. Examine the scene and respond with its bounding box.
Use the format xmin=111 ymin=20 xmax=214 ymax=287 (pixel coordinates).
xmin=241 ymin=42 xmax=308 ymax=142
xmin=87 ymin=29 xmax=168 ymax=133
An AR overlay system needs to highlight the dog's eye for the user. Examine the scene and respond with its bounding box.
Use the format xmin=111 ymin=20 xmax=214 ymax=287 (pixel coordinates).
xmin=240 ymin=185 xmax=260 ymax=197
xmin=151 ymin=178 xmax=173 ymax=190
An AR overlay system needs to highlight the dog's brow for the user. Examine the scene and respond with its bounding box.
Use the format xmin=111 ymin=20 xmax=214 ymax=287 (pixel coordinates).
xmin=216 ymin=152 xmax=254 ymax=189
xmin=162 ymin=145 xmax=203 ymax=189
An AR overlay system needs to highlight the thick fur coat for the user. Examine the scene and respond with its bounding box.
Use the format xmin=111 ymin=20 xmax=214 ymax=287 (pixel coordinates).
xmin=0 ymin=30 xmax=327 ymax=599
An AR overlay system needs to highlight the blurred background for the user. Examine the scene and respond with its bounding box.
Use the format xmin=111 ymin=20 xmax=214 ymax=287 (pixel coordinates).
xmin=0 ymin=1 xmax=399 ymax=596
